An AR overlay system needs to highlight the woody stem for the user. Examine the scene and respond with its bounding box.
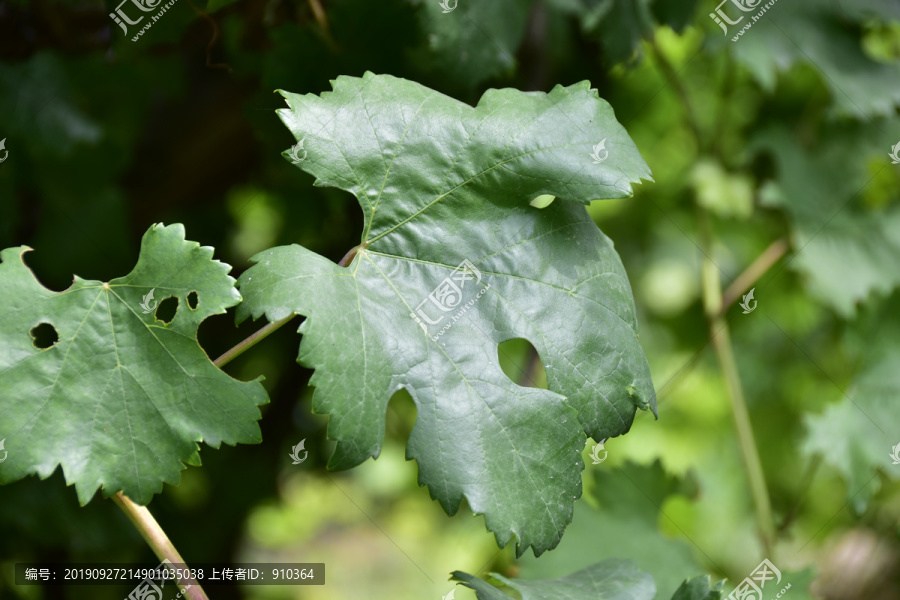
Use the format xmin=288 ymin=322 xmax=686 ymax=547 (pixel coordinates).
xmin=112 ymin=493 xmax=209 ymax=600
xmin=698 ymin=211 xmax=776 ymax=557
xmin=719 ymin=238 xmax=789 ymax=318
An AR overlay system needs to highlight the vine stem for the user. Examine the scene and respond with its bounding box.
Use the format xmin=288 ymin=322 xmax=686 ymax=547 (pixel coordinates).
xmin=719 ymin=238 xmax=789 ymax=317
xmin=112 ymin=493 xmax=209 ymax=600
xmin=306 ymin=0 xmax=337 ymax=51
xmin=648 ymin=35 xmax=703 ymax=145
xmin=214 ymin=242 xmax=361 ymax=369
xmin=213 ymin=314 xmax=296 ymax=368
xmin=307 ymin=0 xmax=329 ymax=31
xmin=698 ymin=210 xmax=776 ymax=557
xmin=652 ymin=33 xmax=777 ymax=555
xmin=656 ymin=239 xmax=790 ymax=404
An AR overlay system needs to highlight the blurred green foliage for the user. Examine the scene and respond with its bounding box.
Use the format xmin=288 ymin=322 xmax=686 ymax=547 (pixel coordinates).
xmin=1 ymin=0 xmax=899 ymax=599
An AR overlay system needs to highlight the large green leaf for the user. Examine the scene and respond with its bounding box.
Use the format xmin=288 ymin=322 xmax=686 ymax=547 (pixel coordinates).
xmin=0 ymin=223 xmax=268 ymax=505
xmin=237 ymin=73 xmax=654 ymax=555
xmin=452 ymin=561 xmax=722 ymax=600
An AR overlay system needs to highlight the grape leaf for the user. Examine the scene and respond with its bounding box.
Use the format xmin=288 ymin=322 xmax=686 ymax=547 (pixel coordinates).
xmin=575 ymin=0 xmax=700 ymax=64
xmin=237 ymin=73 xmax=655 ymax=555
xmin=581 ymin=0 xmax=655 ymax=64
xmin=406 ymin=0 xmax=531 ymax=88
xmin=0 ymin=223 xmax=268 ymax=505
xmin=404 ymin=0 xmax=698 ymax=89
xmin=802 ymin=297 xmax=900 ymax=508
xmin=649 ymin=0 xmax=702 ymax=33
xmin=454 ymin=559 xmax=655 ymax=600
xmin=721 ymin=0 xmax=900 ymax=118
xmin=517 ymin=461 xmax=708 ymax=600
xmin=671 ymin=576 xmax=724 ymax=600
xmin=752 ymin=126 xmax=900 ymax=317
xmin=452 ymin=561 xmax=722 ymax=600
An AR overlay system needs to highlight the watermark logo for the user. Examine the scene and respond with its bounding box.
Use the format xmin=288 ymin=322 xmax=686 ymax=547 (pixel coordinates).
xmin=710 ymin=0 xmax=760 ymax=34
xmin=124 ymin=558 xmax=192 ymax=600
xmin=410 ymin=259 xmax=490 ymax=341
xmin=442 ymin=589 xmax=456 ymax=600
xmin=889 ymin=142 xmax=900 ymax=165
xmin=590 ymin=139 xmax=609 ymax=164
xmin=890 ymin=443 xmax=900 ymax=465
xmin=110 ymin=0 xmax=161 ymax=34
xmin=0 ymin=439 xmax=7 ymax=463
xmin=727 ymin=558 xmax=784 ymax=600
xmin=110 ymin=0 xmax=181 ymax=42
xmin=589 ymin=441 xmax=608 ymax=464
xmin=287 ymin=138 xmax=307 ymax=165
xmin=0 ymin=138 xmax=8 ymax=163
xmin=289 ymin=439 xmax=308 ymax=465
xmin=140 ymin=289 xmax=158 ymax=314
xmin=740 ymin=288 xmax=757 ymax=314
xmin=439 ymin=0 xmax=458 ymax=13
xmin=710 ymin=0 xmax=779 ymax=41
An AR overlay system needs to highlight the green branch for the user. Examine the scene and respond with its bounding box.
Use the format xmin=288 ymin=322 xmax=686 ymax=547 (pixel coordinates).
xmin=112 ymin=493 xmax=209 ymax=600
xmin=652 ymin=31 xmax=777 ymax=555
xmin=213 ymin=241 xmax=364 ymax=369
xmin=214 ymin=313 xmax=296 ymax=368
xmin=698 ymin=211 xmax=776 ymax=556
xmin=719 ymin=238 xmax=789 ymax=318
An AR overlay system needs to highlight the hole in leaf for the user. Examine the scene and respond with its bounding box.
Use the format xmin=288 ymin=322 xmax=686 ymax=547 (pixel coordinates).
xmin=530 ymin=194 xmax=556 ymax=209
xmin=187 ymin=291 xmax=199 ymax=310
xmin=498 ymin=338 xmax=547 ymax=389
xmin=30 ymin=322 xmax=59 ymax=349
xmin=385 ymin=387 xmax=417 ymax=444
xmin=155 ymin=296 xmax=178 ymax=324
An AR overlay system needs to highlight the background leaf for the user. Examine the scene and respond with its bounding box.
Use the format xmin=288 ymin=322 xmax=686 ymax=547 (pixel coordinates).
xmin=406 ymin=0 xmax=531 ymax=88
xmin=802 ymin=296 xmax=900 ymax=508
xmin=724 ymin=0 xmax=900 ymax=118
xmin=516 ymin=461 xmax=709 ymax=599
xmin=454 ymin=559 xmax=656 ymax=600
xmin=752 ymin=123 xmax=900 ymax=317
xmin=453 ymin=561 xmax=723 ymax=600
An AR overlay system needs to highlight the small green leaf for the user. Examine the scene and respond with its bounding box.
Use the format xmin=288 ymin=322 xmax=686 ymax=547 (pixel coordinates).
xmin=671 ymin=576 xmax=724 ymax=600
xmin=406 ymin=0 xmax=531 ymax=87
xmin=516 ymin=461 xmax=708 ymax=599
xmin=452 ymin=564 xmax=723 ymax=600
xmin=0 ymin=223 xmax=268 ymax=505
xmin=453 ymin=559 xmax=656 ymax=600
xmin=581 ymin=0 xmax=656 ymax=64
xmin=238 ymin=73 xmax=654 ymax=555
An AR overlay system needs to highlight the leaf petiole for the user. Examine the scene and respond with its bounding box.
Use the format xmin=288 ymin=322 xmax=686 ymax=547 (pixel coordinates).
xmin=213 ymin=314 xmax=297 ymax=368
